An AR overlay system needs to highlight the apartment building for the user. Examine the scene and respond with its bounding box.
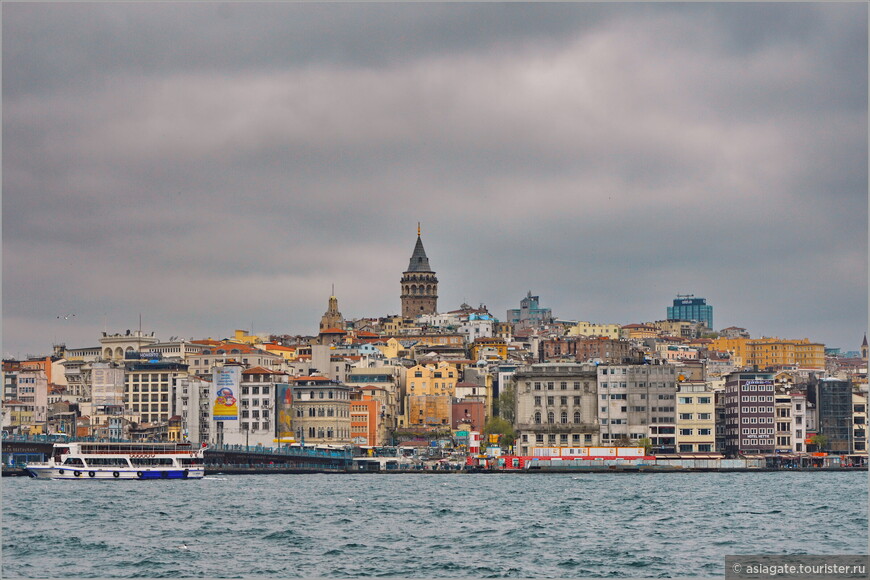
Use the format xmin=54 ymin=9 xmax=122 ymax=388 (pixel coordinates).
xmin=598 ymin=363 xmax=678 ymax=453
xmin=513 ymin=363 xmax=600 ymax=456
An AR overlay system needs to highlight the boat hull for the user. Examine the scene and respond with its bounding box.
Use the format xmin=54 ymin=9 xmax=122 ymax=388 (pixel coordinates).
xmin=26 ymin=466 xmax=205 ymax=480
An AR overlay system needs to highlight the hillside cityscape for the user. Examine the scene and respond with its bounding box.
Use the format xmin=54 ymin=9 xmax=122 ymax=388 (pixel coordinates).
xmin=3 ymin=232 xmax=868 ymax=466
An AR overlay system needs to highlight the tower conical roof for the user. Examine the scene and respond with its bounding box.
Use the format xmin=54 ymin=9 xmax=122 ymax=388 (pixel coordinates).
xmin=406 ymin=235 xmax=432 ymax=272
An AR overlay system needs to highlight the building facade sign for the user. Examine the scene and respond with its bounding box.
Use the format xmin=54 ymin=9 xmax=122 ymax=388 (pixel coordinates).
xmin=213 ymin=366 xmax=241 ymax=420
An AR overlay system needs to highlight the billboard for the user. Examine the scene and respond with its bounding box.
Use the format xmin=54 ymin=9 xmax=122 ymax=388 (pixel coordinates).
xmin=212 ymin=366 xmax=241 ymax=420
xmin=276 ymin=382 xmax=294 ymax=440
xmin=91 ymin=365 xmax=125 ymax=407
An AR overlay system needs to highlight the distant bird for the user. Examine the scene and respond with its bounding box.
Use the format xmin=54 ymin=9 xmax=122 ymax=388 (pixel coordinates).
xmin=56 ymin=314 xmax=75 ymax=320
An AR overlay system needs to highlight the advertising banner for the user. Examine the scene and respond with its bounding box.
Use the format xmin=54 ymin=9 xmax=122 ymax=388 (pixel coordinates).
xmin=276 ymin=383 xmax=294 ymax=440
xmin=91 ymin=365 xmax=125 ymax=407
xmin=213 ymin=366 xmax=241 ymax=420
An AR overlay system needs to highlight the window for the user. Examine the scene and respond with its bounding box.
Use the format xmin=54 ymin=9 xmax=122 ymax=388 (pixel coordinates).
xmin=679 ymin=397 xmax=693 ymax=404
xmin=534 ymin=396 xmax=541 ymax=406
xmin=560 ymin=412 xmax=568 ymax=424
xmin=574 ymin=412 xmax=581 ymax=423
xmin=573 ymin=396 xmax=580 ymax=405
xmin=534 ymin=412 xmax=541 ymax=424
xmin=547 ymin=412 xmax=554 ymax=424
xmin=560 ymin=397 xmax=568 ymax=405
xmin=679 ymin=413 xmax=693 ymax=420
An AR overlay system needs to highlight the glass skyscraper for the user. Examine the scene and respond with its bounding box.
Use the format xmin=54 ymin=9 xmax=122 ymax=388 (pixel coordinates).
xmin=667 ymin=295 xmax=713 ymax=329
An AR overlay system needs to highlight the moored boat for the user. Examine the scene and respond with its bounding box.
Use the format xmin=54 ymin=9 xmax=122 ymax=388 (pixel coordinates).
xmin=25 ymin=441 xmax=206 ymax=480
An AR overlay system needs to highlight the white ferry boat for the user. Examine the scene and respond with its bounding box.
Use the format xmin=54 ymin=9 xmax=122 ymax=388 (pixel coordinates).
xmin=25 ymin=441 xmax=206 ymax=480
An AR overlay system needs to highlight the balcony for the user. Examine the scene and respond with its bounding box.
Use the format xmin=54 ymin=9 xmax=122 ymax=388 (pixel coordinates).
xmin=515 ymin=422 xmax=598 ymax=434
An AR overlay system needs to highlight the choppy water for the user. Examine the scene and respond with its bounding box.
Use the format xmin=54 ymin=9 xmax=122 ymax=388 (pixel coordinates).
xmin=2 ymin=472 xmax=867 ymax=578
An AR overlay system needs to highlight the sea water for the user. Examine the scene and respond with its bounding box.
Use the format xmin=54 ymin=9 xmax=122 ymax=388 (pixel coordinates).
xmin=2 ymin=472 xmax=867 ymax=578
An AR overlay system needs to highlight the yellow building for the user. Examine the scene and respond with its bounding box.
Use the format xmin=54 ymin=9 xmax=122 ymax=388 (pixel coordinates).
xmin=404 ymin=362 xmax=459 ymax=426
xmin=470 ymin=338 xmax=508 ymax=361
xmin=407 ymin=362 xmax=459 ymax=396
xmin=374 ymin=338 xmax=403 ymax=359
xmin=710 ymin=337 xmax=825 ymax=371
xmin=675 ymin=383 xmax=716 ymax=453
xmin=406 ymin=395 xmax=453 ymax=427
xmin=261 ymin=343 xmax=299 ymax=361
xmin=620 ymin=324 xmax=659 ymax=340
xmin=230 ymin=329 xmax=267 ymax=345
xmin=568 ymin=322 xmax=621 ymax=340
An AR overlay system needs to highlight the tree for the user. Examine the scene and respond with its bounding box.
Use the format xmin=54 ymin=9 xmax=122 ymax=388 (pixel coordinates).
xmin=809 ymin=434 xmax=828 ymax=452
xmin=637 ymin=438 xmax=653 ymax=454
xmin=613 ymin=435 xmax=633 ymax=447
xmin=482 ymin=416 xmax=516 ymax=449
xmin=496 ymin=380 xmax=516 ymax=424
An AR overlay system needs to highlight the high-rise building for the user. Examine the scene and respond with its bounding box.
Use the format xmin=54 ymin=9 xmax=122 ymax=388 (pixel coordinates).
xmin=723 ymin=371 xmax=776 ymax=456
xmin=667 ymin=294 xmax=713 ymax=329
xmin=400 ymin=226 xmax=438 ymax=318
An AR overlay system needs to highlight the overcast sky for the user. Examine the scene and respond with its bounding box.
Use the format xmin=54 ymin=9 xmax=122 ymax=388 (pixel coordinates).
xmin=3 ymin=2 xmax=867 ymax=358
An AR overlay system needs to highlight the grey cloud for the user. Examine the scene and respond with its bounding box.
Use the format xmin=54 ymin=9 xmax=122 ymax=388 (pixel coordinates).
xmin=3 ymin=2 xmax=866 ymax=356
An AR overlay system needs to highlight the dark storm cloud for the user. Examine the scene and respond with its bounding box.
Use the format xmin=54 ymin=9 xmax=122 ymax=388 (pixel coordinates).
xmin=3 ymin=2 xmax=866 ymax=357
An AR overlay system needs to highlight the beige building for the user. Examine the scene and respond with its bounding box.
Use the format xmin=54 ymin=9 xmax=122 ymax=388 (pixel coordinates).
xmin=675 ymin=382 xmax=716 ymax=453
xmin=567 ymin=322 xmax=621 ymax=340
xmin=99 ymin=330 xmax=159 ymax=361
xmin=513 ymin=363 xmax=600 ymax=456
xmin=290 ymin=376 xmax=352 ymax=445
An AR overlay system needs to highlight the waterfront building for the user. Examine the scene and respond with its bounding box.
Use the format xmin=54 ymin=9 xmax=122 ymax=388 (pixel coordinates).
xmin=507 ymin=292 xmax=553 ymax=331
xmin=230 ymin=366 xmax=288 ymax=447
xmin=675 ymin=382 xmax=716 ymax=453
xmin=175 ymin=373 xmax=212 ymax=446
xmin=512 ymin=363 xmax=600 ymax=456
xmin=400 ymin=228 xmax=438 ymax=318
xmin=773 ymin=392 xmax=807 ymax=454
xmin=345 ymin=365 xmax=403 ymax=428
xmin=807 ymin=378 xmax=853 ymax=453
xmin=597 ymin=364 xmax=678 ymax=453
xmin=566 ymin=322 xmax=621 ymax=340
xmin=724 ymin=371 xmax=776 ymax=456
xmin=290 ymin=375 xmax=352 ymax=445
xmin=666 ymin=294 xmax=713 ymax=330
xmin=125 ymin=360 xmax=189 ymax=425
xmin=852 ymin=388 xmax=867 ymax=453
xmin=350 ymin=387 xmax=389 ymax=446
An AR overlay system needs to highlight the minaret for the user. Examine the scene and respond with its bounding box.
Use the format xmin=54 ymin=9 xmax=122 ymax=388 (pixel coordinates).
xmin=862 ymin=334 xmax=868 ymax=361
xmin=400 ymin=224 xmax=438 ymax=318
xmin=319 ymin=286 xmax=345 ymax=330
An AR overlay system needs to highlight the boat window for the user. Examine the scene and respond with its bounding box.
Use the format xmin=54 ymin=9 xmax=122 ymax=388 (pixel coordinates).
xmin=62 ymin=458 xmax=85 ymax=466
